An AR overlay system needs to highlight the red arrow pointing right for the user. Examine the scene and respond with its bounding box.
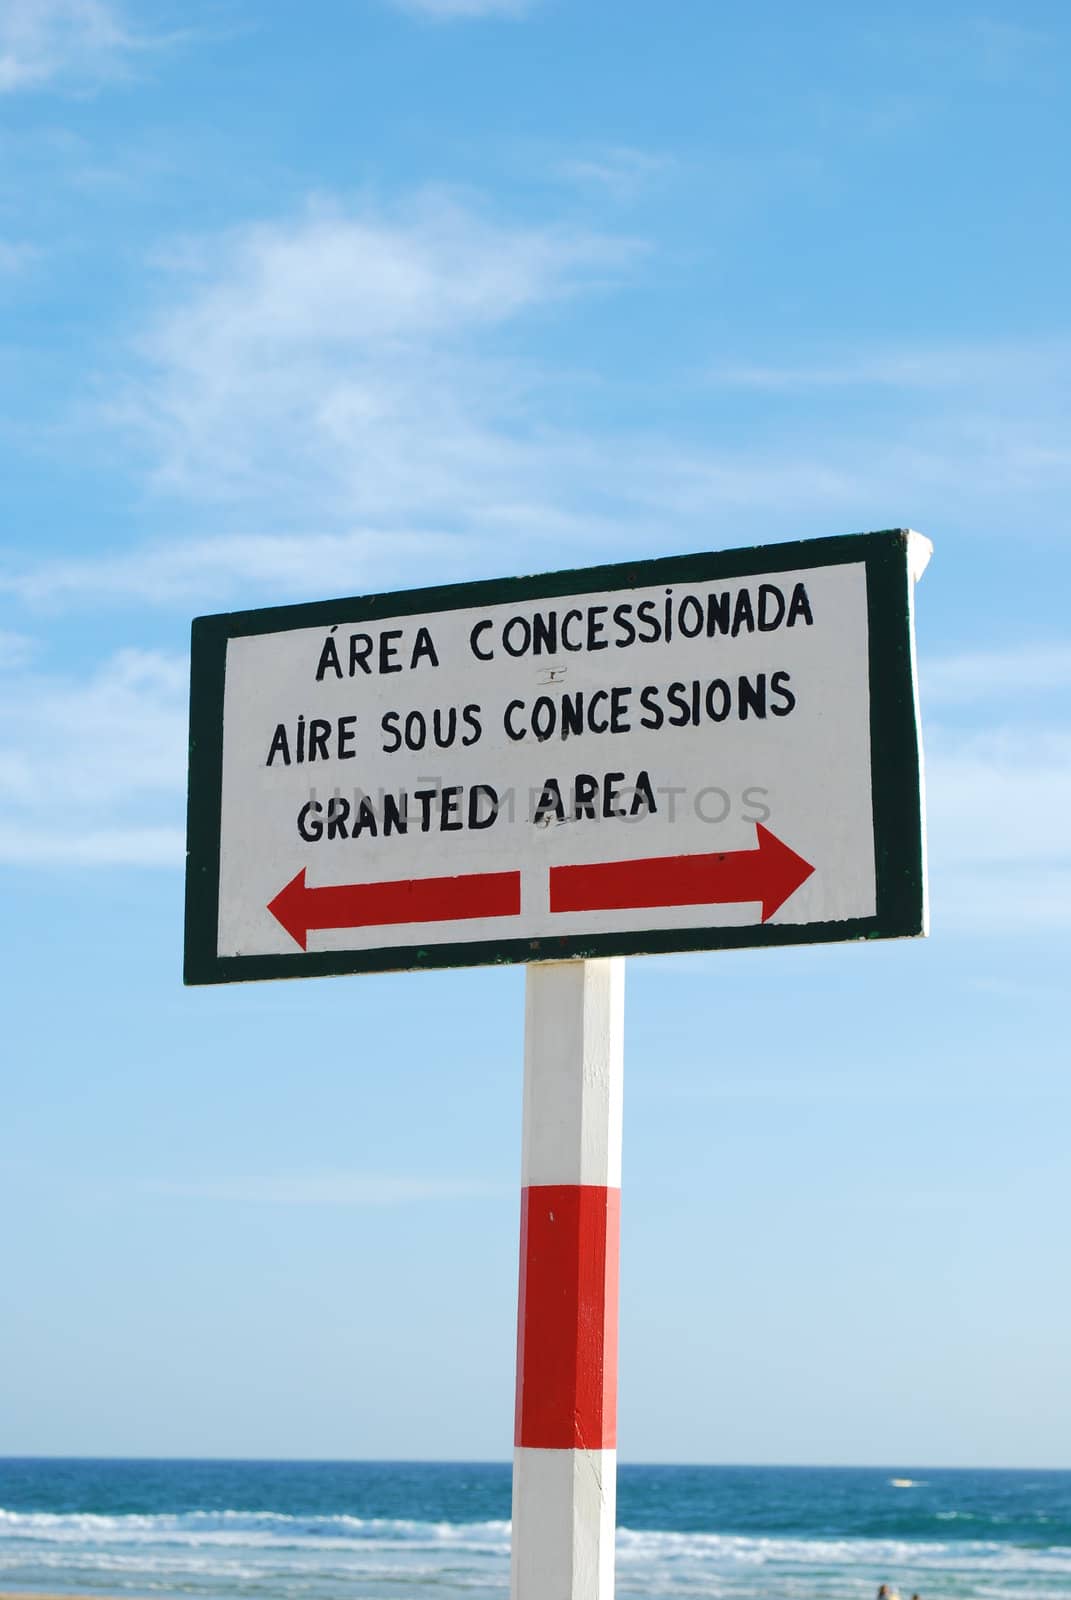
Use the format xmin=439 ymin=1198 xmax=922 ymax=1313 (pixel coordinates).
xmin=549 ymin=824 xmax=814 ymax=923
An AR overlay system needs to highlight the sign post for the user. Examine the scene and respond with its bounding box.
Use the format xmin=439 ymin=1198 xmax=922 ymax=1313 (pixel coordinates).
xmin=513 ymin=957 xmax=623 ymax=1600
xmin=185 ymin=526 xmax=931 ymax=1600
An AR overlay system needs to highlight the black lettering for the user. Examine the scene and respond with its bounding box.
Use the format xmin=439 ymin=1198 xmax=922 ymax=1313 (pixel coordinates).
xmin=353 ymin=796 xmax=379 ymax=837
xmin=470 ymin=620 xmax=494 ymax=661
xmin=296 ymin=715 xmax=306 ymax=763
xmin=326 ymin=796 xmax=350 ymax=839
xmin=758 ymin=584 xmax=785 ymax=631
xmin=440 ymin=786 xmax=463 ymax=831
xmin=613 ymin=603 xmax=636 ymax=647
xmin=587 ymin=689 xmax=609 ymax=733
xmin=635 ymin=599 xmax=660 ymax=642
xmin=731 ymin=589 xmax=755 ymax=636
xmin=380 ymin=629 xmax=403 ymax=674
xmin=603 ymin=771 xmax=626 ymax=818
xmin=297 ymin=800 xmax=322 ymax=841
xmin=705 ymin=679 xmax=731 ymax=722
xmin=573 ymin=773 xmax=599 ymax=819
xmin=315 ymin=636 xmax=342 ymax=680
xmin=412 ymin=626 xmax=439 ymax=668
xmin=433 ymin=707 xmax=457 ymax=748
xmin=787 ymin=583 xmax=814 ymax=626
xmin=469 ymin=785 xmax=499 ymax=830
xmin=404 ymin=710 xmax=427 ymax=750
xmin=639 ymin=685 xmax=664 ymax=729
xmin=337 ymin=715 xmax=357 ymax=759
xmin=381 ymin=711 xmax=402 ymax=753
xmin=413 ymin=789 xmax=437 ymax=831
xmin=503 ymin=616 xmax=531 ymax=657
xmin=706 ymin=591 xmax=731 ymax=635
xmin=308 ymin=718 xmax=331 ymax=761
xmin=533 ymin=778 xmax=565 ymax=825
xmin=738 ymin=673 xmax=767 ymax=719
xmin=532 ymin=612 xmax=557 ymax=655
xmin=532 ymin=696 xmax=556 ymax=741
xmin=561 ymin=609 xmax=584 ymax=652
xmin=504 ymin=700 xmax=526 ymax=741
xmin=266 ymin=723 xmax=291 ymax=767
xmin=462 ymin=704 xmax=482 ymax=745
xmin=678 ymin=595 xmax=704 ymax=638
xmin=561 ymin=692 xmax=584 ymax=739
xmin=667 ymin=682 xmax=691 ymax=726
xmin=349 ymin=634 xmax=374 ymax=675
xmin=587 ymin=606 xmax=608 ymax=651
xmin=770 ymin=669 xmax=796 ymax=716
xmin=631 ymin=769 xmax=657 ymax=817
xmin=610 ymin=685 xmax=632 ymax=733
xmin=383 ymin=793 xmax=408 ymax=836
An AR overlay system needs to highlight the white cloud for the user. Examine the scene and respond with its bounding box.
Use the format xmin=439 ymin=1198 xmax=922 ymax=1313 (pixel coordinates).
xmin=556 ymin=146 xmax=671 ymax=200
xmin=924 ymin=642 xmax=1071 ymax=706
xmin=708 ymin=341 xmax=1070 ymax=393
xmin=927 ymin=727 xmax=1071 ymax=867
xmin=107 ymin=192 xmax=637 ymax=534
xmin=0 ymin=628 xmax=35 ymax=667
xmin=88 ymin=188 xmax=952 ymax=610
xmin=2 ymin=190 xmax=1063 ymax=626
xmin=925 ymin=722 xmax=1071 ymax=929
xmin=386 ymin=0 xmax=533 ymax=18
xmin=2 ymin=529 xmax=477 ymax=610
xmin=932 ymin=865 xmax=1071 ymax=933
xmin=0 ymin=0 xmax=137 ymax=92
xmin=0 ymin=646 xmax=187 ymax=866
xmin=150 ymin=194 xmax=613 ymax=344
xmin=0 ymin=820 xmax=185 ymax=865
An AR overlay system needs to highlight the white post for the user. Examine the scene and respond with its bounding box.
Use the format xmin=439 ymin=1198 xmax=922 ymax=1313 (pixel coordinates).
xmin=511 ymin=957 xmax=625 ymax=1600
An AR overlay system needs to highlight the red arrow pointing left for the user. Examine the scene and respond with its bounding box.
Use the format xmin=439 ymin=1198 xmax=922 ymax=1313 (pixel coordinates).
xmin=268 ymin=866 xmax=521 ymax=950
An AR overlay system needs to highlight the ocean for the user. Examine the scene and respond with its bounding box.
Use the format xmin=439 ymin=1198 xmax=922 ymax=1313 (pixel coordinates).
xmin=1 ymin=1459 xmax=1069 ymax=1599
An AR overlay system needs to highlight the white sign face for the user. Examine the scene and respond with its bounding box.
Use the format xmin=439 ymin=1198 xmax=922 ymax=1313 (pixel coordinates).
xmin=185 ymin=531 xmax=928 ymax=983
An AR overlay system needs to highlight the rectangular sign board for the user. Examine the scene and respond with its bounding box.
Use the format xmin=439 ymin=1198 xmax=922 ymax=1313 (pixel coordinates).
xmin=185 ymin=528 xmax=929 ymax=984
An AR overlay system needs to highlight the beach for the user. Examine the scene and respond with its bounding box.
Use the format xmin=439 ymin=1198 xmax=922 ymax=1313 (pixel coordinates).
xmin=2 ymin=1458 xmax=1070 ymax=1599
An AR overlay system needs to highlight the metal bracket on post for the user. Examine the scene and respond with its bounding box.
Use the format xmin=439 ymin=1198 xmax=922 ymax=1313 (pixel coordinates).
xmin=511 ymin=957 xmax=625 ymax=1600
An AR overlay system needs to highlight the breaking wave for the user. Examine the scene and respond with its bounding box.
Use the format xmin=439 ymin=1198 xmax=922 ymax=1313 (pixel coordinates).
xmin=3 ymin=1506 xmax=1071 ymax=1596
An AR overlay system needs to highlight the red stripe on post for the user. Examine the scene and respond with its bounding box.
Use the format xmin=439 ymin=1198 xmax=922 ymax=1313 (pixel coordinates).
xmin=514 ymin=1184 xmax=620 ymax=1450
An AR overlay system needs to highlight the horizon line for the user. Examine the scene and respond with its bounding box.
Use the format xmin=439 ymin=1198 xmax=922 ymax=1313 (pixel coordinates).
xmin=3 ymin=1454 xmax=1069 ymax=1473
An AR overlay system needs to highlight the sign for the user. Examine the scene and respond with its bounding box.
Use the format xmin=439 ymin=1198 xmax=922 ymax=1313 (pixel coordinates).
xmin=184 ymin=528 xmax=930 ymax=984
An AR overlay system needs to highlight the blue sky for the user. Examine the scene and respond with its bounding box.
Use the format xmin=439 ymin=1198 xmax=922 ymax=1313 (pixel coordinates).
xmin=2 ymin=0 xmax=1070 ymax=1467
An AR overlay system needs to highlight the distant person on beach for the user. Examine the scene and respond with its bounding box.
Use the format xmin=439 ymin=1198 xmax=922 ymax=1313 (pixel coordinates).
xmin=877 ymin=1587 xmax=902 ymax=1600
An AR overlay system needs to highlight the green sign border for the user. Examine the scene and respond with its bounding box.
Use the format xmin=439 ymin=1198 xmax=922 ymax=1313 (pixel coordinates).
xmin=185 ymin=528 xmax=926 ymax=985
